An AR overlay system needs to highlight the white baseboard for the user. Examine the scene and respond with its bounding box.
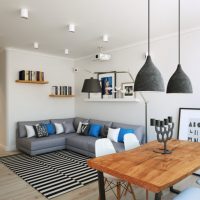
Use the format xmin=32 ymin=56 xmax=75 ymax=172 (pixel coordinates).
xmin=5 ymin=145 xmax=17 ymax=151
xmin=0 ymin=143 xmax=16 ymax=151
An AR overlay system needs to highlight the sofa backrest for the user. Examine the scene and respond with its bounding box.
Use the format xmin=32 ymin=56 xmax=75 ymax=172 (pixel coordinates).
xmin=50 ymin=118 xmax=74 ymax=124
xmin=17 ymin=120 xmax=50 ymax=138
xmin=89 ymin=119 xmax=112 ymax=128
xmin=112 ymin=122 xmax=145 ymax=144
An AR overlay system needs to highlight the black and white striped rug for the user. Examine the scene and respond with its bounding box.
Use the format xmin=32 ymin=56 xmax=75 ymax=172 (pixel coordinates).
xmin=0 ymin=150 xmax=98 ymax=199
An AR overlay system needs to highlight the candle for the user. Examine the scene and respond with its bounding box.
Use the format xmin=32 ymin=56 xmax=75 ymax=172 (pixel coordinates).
xmin=164 ymin=118 xmax=169 ymax=125
xmin=168 ymin=116 xmax=172 ymax=123
xmin=156 ymin=120 xmax=160 ymax=126
xmin=150 ymin=118 xmax=156 ymax=126
xmin=160 ymin=121 xmax=164 ymax=127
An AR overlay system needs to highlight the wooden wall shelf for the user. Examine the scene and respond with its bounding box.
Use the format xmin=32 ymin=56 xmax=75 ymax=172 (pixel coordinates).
xmin=49 ymin=95 xmax=75 ymax=97
xmin=15 ymin=80 xmax=49 ymax=84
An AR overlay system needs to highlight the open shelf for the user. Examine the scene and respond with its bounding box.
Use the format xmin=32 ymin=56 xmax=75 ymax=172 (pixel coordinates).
xmin=84 ymin=98 xmax=140 ymax=102
xmin=16 ymin=80 xmax=49 ymax=84
xmin=49 ymin=95 xmax=75 ymax=97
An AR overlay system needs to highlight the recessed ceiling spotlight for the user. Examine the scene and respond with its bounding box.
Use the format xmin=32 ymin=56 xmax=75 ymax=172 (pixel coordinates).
xmin=68 ymin=24 xmax=75 ymax=32
xmin=33 ymin=42 xmax=39 ymax=49
xmin=103 ymin=34 xmax=109 ymax=42
xmin=65 ymin=49 xmax=69 ymax=55
xmin=20 ymin=8 xmax=29 ymax=19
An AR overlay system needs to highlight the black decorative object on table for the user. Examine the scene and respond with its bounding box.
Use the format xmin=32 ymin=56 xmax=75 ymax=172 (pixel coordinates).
xmin=150 ymin=116 xmax=174 ymax=154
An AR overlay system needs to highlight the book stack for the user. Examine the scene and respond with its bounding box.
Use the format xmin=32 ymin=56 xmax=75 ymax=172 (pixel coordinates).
xmin=51 ymin=86 xmax=72 ymax=95
xmin=19 ymin=70 xmax=44 ymax=81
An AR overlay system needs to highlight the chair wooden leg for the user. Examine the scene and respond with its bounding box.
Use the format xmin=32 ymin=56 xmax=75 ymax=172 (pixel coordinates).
xmin=128 ymin=184 xmax=136 ymax=200
xmin=124 ymin=183 xmax=128 ymax=196
xmin=116 ymin=182 xmax=121 ymax=200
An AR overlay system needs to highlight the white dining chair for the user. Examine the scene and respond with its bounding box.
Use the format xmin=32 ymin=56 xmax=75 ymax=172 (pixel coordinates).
xmin=173 ymin=187 xmax=200 ymax=200
xmin=95 ymin=138 xmax=136 ymax=200
xmin=124 ymin=134 xmax=148 ymax=199
xmin=124 ymin=134 xmax=140 ymax=151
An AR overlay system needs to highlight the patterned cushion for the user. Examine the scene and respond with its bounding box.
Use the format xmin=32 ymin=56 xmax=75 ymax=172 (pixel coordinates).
xmin=34 ymin=124 xmax=48 ymax=138
xmin=78 ymin=123 xmax=90 ymax=136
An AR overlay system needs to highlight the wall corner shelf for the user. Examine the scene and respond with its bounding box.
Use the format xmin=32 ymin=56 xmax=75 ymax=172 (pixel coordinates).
xmin=49 ymin=95 xmax=75 ymax=97
xmin=15 ymin=80 xmax=49 ymax=84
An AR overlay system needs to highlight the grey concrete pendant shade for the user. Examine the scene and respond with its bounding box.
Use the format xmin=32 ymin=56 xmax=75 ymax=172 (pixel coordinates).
xmin=167 ymin=0 xmax=193 ymax=93
xmin=134 ymin=0 xmax=165 ymax=92
xmin=134 ymin=55 xmax=165 ymax=92
xmin=167 ymin=64 xmax=192 ymax=93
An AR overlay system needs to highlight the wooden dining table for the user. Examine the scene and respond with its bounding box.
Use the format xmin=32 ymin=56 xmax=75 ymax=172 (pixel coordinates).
xmin=87 ymin=140 xmax=200 ymax=200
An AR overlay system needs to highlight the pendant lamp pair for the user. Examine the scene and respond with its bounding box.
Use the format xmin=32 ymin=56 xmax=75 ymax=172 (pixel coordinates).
xmin=134 ymin=0 xmax=192 ymax=93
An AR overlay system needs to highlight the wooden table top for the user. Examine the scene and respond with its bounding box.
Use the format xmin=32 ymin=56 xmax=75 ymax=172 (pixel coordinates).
xmin=87 ymin=140 xmax=200 ymax=193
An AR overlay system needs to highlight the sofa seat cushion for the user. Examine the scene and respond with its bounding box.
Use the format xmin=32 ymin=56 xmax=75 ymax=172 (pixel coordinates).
xmin=87 ymin=138 xmax=125 ymax=154
xmin=17 ymin=134 xmax=66 ymax=151
xmin=112 ymin=142 xmax=125 ymax=152
xmin=59 ymin=132 xmax=77 ymax=139
xmin=66 ymin=133 xmax=97 ymax=152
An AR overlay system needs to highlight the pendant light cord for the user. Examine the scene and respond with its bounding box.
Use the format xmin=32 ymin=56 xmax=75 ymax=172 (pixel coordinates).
xmin=178 ymin=0 xmax=180 ymax=64
xmin=148 ymin=0 xmax=150 ymax=56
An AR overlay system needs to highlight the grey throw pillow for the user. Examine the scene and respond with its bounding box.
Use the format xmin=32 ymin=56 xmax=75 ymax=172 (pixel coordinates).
xmin=100 ymin=126 xmax=109 ymax=138
xmin=63 ymin=121 xmax=75 ymax=133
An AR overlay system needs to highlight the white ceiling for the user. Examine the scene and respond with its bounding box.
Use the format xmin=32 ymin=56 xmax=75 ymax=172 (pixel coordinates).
xmin=0 ymin=0 xmax=200 ymax=58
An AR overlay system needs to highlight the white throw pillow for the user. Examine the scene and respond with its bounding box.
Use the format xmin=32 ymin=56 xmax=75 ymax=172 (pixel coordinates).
xmin=54 ymin=123 xmax=64 ymax=134
xmin=25 ymin=125 xmax=36 ymax=138
xmin=107 ymin=128 xmax=120 ymax=142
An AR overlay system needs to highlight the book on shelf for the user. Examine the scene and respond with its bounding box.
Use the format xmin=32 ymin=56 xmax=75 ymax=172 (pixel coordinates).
xmin=19 ymin=70 xmax=45 ymax=81
xmin=51 ymin=86 xmax=72 ymax=95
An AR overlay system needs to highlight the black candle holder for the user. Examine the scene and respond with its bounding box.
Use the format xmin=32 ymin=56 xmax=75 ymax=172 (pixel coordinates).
xmin=150 ymin=116 xmax=174 ymax=154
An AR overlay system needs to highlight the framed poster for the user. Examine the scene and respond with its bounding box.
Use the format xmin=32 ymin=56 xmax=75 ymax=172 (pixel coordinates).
xmin=178 ymin=108 xmax=200 ymax=175
xmin=97 ymin=72 xmax=116 ymax=98
xmin=178 ymin=108 xmax=200 ymax=142
xmin=121 ymin=82 xmax=134 ymax=98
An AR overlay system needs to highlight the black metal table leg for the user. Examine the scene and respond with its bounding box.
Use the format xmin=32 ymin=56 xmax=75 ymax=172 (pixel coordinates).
xmin=193 ymin=173 xmax=200 ymax=177
xmin=170 ymin=186 xmax=181 ymax=194
xmin=155 ymin=192 xmax=162 ymax=200
xmin=98 ymin=171 xmax=106 ymax=200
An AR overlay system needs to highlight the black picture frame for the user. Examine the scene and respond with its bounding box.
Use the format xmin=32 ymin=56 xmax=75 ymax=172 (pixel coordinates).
xmin=97 ymin=71 xmax=117 ymax=99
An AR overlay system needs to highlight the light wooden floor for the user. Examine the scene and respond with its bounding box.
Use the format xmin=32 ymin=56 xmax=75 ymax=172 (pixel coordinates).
xmin=0 ymin=148 xmax=200 ymax=200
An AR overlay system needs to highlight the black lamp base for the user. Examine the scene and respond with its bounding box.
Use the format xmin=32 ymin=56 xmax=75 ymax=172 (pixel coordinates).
xmin=153 ymin=148 xmax=172 ymax=154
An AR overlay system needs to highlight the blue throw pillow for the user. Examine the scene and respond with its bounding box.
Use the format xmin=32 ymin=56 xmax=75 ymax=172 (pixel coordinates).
xmin=89 ymin=124 xmax=102 ymax=137
xmin=118 ymin=128 xmax=135 ymax=143
xmin=45 ymin=123 xmax=56 ymax=135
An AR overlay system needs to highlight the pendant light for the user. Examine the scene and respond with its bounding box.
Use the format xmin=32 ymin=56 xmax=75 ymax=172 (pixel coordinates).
xmin=134 ymin=0 xmax=164 ymax=92
xmin=167 ymin=0 xmax=192 ymax=93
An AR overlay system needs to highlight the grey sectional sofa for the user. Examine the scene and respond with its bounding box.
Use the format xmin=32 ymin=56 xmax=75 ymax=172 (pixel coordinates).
xmin=16 ymin=117 xmax=145 ymax=157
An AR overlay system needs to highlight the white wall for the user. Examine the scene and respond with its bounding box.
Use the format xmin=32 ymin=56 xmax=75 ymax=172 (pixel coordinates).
xmin=0 ymin=50 xmax=7 ymax=148
xmin=5 ymin=48 xmax=75 ymax=150
xmin=74 ymin=29 xmax=200 ymax=141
